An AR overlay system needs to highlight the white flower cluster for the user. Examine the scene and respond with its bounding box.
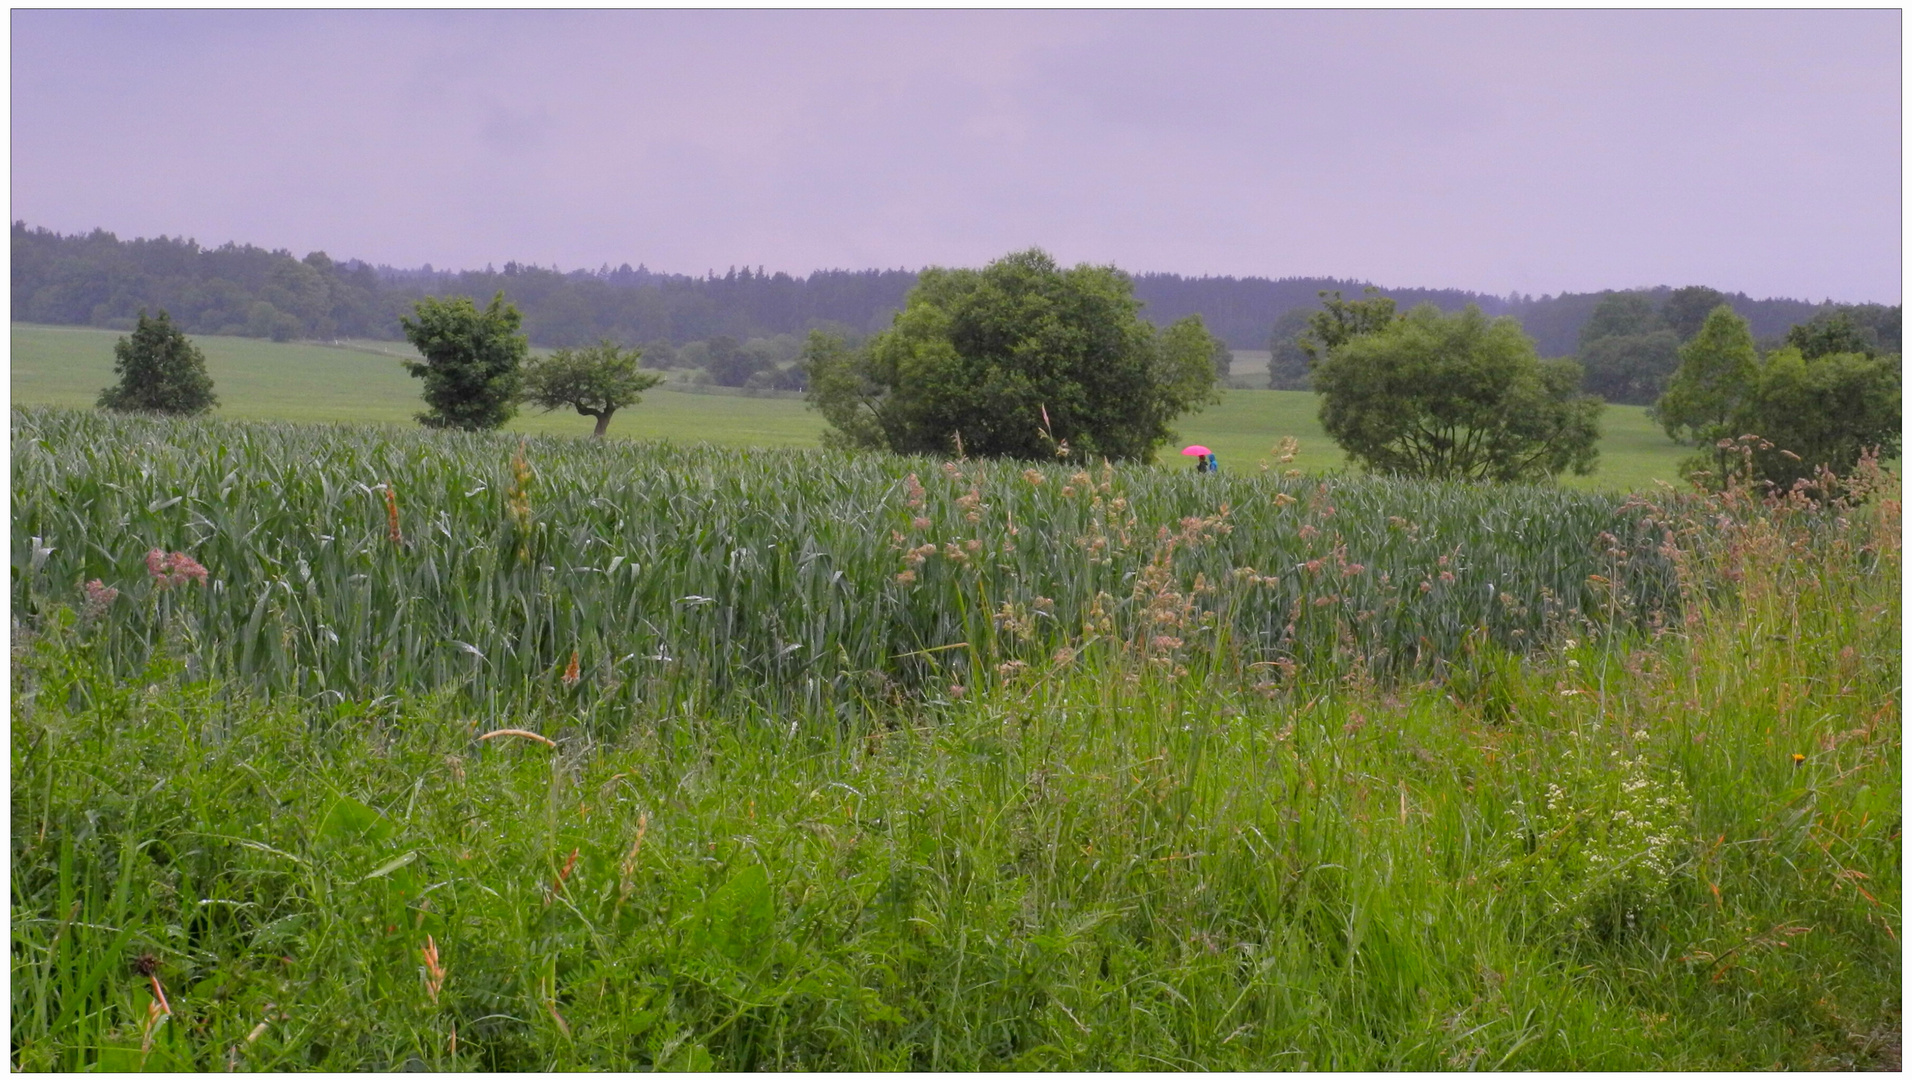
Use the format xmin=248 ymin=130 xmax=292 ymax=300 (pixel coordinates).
xmin=1504 ymin=744 xmax=1694 ymax=936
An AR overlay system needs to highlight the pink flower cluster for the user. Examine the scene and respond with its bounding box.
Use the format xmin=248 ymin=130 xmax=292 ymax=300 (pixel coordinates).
xmin=80 ymin=579 xmax=119 ymax=621
xmin=146 ymin=548 xmax=210 ymax=589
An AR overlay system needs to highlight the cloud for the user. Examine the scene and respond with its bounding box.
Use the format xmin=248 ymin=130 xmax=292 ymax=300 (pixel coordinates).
xmin=10 ymin=9 xmax=1899 ymax=301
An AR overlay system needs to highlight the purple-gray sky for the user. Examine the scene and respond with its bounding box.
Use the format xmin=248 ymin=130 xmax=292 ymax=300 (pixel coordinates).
xmin=11 ymin=9 xmax=1902 ymax=302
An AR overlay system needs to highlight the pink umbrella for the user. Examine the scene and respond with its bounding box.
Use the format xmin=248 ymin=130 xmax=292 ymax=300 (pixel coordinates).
xmin=1180 ymin=445 xmax=1212 ymax=457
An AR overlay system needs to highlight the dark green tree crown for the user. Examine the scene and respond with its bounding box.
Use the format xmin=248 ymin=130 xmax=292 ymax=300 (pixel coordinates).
xmin=400 ymin=292 xmax=530 ymax=431
xmin=96 ymin=309 xmax=218 ymax=416
xmin=806 ymin=248 xmax=1219 ymax=462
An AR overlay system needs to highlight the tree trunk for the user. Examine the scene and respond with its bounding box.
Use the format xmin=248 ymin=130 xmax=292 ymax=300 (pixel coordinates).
xmin=592 ymin=409 xmax=614 ymax=439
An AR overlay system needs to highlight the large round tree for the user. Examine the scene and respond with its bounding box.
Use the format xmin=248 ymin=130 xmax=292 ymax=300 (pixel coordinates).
xmin=1314 ymin=303 xmax=1602 ymax=483
xmin=804 ymin=248 xmax=1220 ymax=462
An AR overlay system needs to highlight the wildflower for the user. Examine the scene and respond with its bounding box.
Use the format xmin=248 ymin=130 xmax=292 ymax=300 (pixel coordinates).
xmin=145 ymin=549 xmax=210 ymax=589
xmin=1023 ymin=469 xmax=1044 ymax=486
xmin=561 ymin=651 xmax=581 ymax=688
xmin=1342 ymin=563 xmax=1365 ymax=576
xmin=903 ymin=473 xmax=926 ymax=509
xmin=1439 ymin=570 xmax=1456 ymax=583
xmin=80 ymin=579 xmax=118 ymax=621
xmin=948 ymin=684 xmax=966 ymax=700
xmin=1792 ymin=753 xmax=1805 ymax=767
xmin=911 ymin=516 xmax=932 ymax=531
xmin=895 ymin=570 xmax=917 ymax=584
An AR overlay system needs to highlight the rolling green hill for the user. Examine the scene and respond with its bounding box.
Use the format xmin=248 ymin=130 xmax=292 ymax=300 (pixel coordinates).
xmin=11 ymin=323 xmax=1690 ymax=489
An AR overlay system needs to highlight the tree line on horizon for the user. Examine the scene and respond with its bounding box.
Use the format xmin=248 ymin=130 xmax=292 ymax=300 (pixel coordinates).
xmin=90 ymin=240 xmax=1898 ymax=510
xmin=11 ymin=220 xmax=1870 ymax=364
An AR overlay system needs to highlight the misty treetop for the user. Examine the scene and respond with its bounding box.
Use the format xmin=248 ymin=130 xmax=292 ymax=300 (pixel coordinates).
xmin=10 ymin=222 xmax=916 ymax=350
xmin=1572 ymin=290 xmax=1900 ymax=408
xmin=13 ymin=221 xmax=1868 ymax=361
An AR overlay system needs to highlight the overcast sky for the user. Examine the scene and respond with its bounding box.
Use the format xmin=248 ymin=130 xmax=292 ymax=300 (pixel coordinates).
xmin=11 ymin=9 xmax=1902 ymax=302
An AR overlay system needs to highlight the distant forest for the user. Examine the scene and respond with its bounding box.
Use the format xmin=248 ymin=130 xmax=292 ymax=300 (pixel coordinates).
xmin=9 ymin=220 xmax=1869 ymax=359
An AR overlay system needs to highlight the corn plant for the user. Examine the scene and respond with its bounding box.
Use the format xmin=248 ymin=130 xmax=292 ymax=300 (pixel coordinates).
xmin=14 ymin=408 xmax=1685 ymax=717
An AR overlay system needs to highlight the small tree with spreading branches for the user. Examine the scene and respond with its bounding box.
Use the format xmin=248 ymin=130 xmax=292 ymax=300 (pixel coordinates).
xmin=519 ymin=339 xmax=664 ymax=438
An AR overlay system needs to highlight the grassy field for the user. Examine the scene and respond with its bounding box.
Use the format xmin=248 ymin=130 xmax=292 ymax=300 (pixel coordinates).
xmin=11 ymin=324 xmax=1690 ymax=488
xmin=8 ymin=326 xmax=826 ymax=449
xmin=9 ymin=407 xmax=1901 ymax=1070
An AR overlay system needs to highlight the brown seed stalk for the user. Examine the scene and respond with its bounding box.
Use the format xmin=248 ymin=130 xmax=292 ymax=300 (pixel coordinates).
xmin=619 ymin=812 xmax=650 ymax=899
xmin=421 ymin=934 xmax=446 ymax=1004
xmin=384 ymin=486 xmax=404 ymax=546
xmin=478 ymin=728 xmax=556 ymax=747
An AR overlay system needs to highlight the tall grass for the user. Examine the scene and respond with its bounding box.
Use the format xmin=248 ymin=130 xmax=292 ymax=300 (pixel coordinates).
xmin=10 ymin=409 xmax=1898 ymax=1069
xmin=13 ymin=408 xmax=1676 ymax=721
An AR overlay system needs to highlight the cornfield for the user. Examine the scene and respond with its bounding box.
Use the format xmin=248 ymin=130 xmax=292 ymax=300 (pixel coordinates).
xmin=14 ymin=407 xmax=1677 ymax=717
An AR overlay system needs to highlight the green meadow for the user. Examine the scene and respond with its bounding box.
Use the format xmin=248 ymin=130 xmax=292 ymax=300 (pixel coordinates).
xmin=10 ymin=404 xmax=1901 ymax=1070
xmin=9 ymin=319 xmax=1896 ymax=1070
xmin=9 ymin=326 xmax=825 ymax=449
xmin=11 ymin=324 xmax=1689 ymax=488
